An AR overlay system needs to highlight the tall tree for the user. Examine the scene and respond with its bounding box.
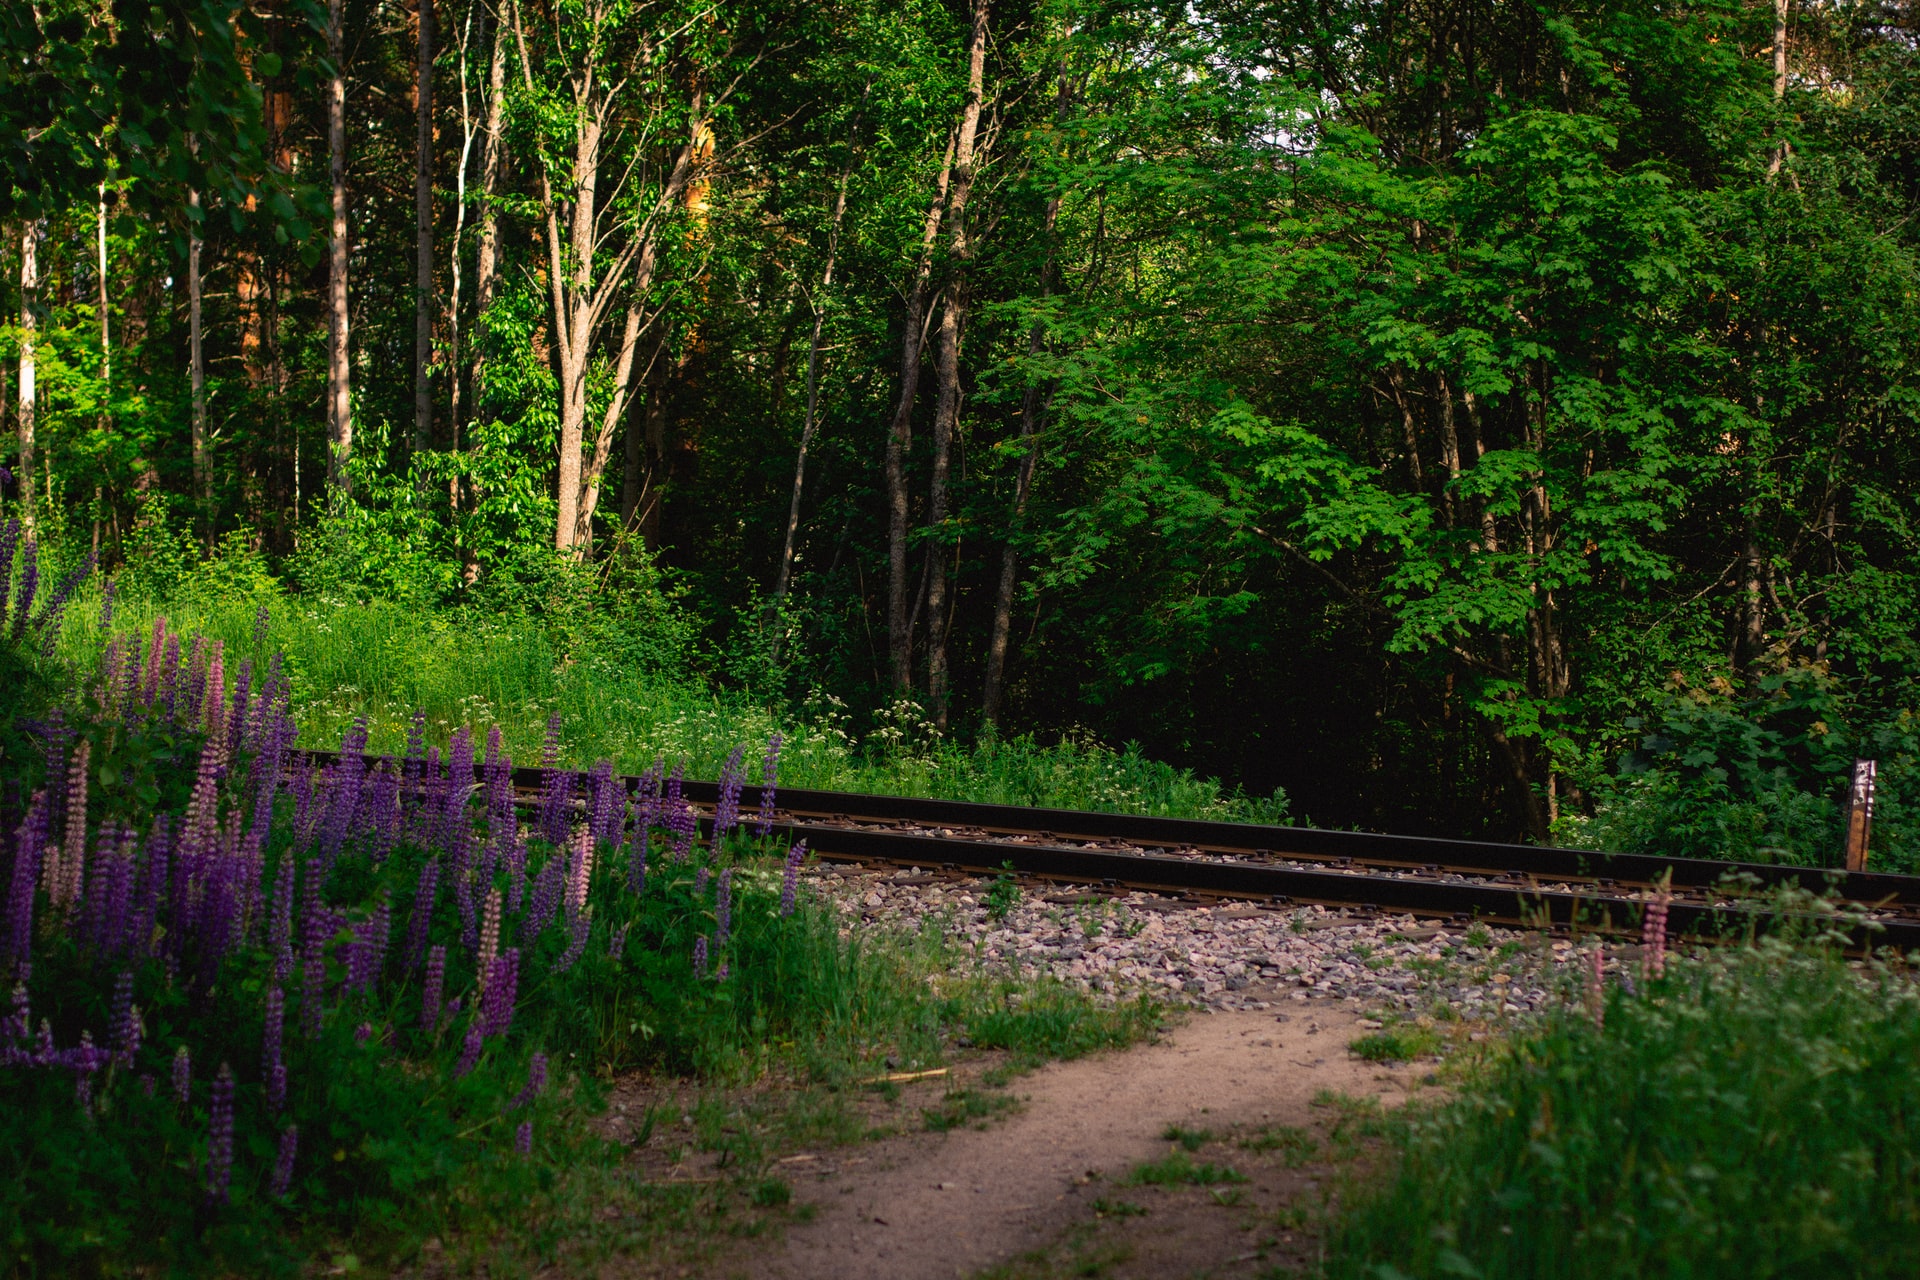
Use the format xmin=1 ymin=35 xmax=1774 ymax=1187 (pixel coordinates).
xmin=883 ymin=128 xmax=956 ymax=691
xmin=188 ymin=187 xmax=209 ymax=547
xmin=921 ymin=0 xmax=991 ymax=728
xmin=326 ymin=0 xmax=352 ymax=502
xmin=414 ymin=0 xmax=436 ymax=453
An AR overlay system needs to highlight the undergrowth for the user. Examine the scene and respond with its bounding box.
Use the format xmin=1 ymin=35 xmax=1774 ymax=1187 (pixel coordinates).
xmin=1327 ymin=935 xmax=1920 ymax=1278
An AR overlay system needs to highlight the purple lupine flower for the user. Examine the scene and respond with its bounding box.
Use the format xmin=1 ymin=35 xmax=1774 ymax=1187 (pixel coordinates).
xmin=172 ymin=1045 xmax=191 ymax=1105
xmin=252 ymin=601 xmax=271 ymax=647
xmin=537 ymin=716 xmax=568 ymax=847
xmin=354 ymin=1021 xmax=373 ymax=1044
xmin=780 ymin=841 xmax=806 ymax=917
xmin=516 ymin=1121 xmax=533 ymax=1155
xmin=319 ymin=720 xmax=370 ymax=863
xmin=300 ymin=859 xmax=328 ymax=1036
xmin=713 ymin=745 xmax=746 ymax=840
xmin=94 ymin=826 xmax=136 ymax=960
xmin=513 ymin=1053 xmax=547 ymax=1107
xmin=8 ymin=535 xmax=39 ymax=640
xmin=692 ymin=935 xmax=708 ymax=979
xmin=443 ymin=726 xmax=475 ymax=857
xmin=271 ymin=1124 xmax=299 ymax=1197
xmin=755 ymin=734 xmax=783 ymax=836
xmin=666 ymin=763 xmax=695 ymax=860
xmin=694 ymin=866 xmax=710 ymax=896
xmin=360 ymin=900 xmax=391 ymax=995
xmin=33 ymin=551 xmax=96 ymax=654
xmin=455 ymin=1022 xmax=484 ymax=1077
xmin=157 ymin=631 xmax=181 ymax=722
xmin=524 ymin=856 xmax=562 ymax=943
xmin=108 ymin=974 xmax=136 ymax=1066
xmin=587 ymin=759 xmax=618 ymax=847
xmin=405 ymin=858 xmax=440 ymax=972
xmin=364 ymin=760 xmax=400 ymax=862
xmin=4 ymin=790 xmax=48 ymax=972
xmin=609 ymin=922 xmax=632 ymax=962
xmin=422 ymin=944 xmax=447 ymax=1033
xmin=0 ymin=521 xmax=18 ymax=604
xmin=636 ymin=760 xmax=663 ymax=836
xmin=110 ymin=971 xmax=138 ymax=1065
xmin=551 ymin=914 xmax=590 ymax=975
xmin=482 ymin=948 xmax=519 ymax=1039
xmin=263 ymin=986 xmax=285 ymax=1113
xmin=269 ymin=856 xmax=296 ymax=984
xmin=477 ymin=887 xmax=503 ymax=993
xmin=715 ymin=868 xmax=734 ymax=950
xmin=97 ymin=575 xmax=115 ymax=633
xmin=716 ymin=959 xmax=729 ymax=982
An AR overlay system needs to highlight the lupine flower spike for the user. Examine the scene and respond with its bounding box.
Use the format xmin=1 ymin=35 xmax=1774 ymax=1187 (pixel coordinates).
xmin=271 ymin=1125 xmax=299 ymax=1197
xmin=756 ymin=734 xmax=782 ymax=837
xmin=1642 ymin=891 xmax=1670 ymax=982
xmin=206 ymin=1064 xmax=235 ymax=1203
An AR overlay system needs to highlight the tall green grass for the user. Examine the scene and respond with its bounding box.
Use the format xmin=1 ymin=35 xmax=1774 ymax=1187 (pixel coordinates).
xmin=1329 ymin=936 xmax=1920 ymax=1279
xmin=62 ymin=589 xmax=1290 ymax=822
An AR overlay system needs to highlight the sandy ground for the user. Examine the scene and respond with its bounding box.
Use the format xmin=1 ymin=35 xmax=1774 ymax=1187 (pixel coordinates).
xmin=727 ymin=1004 xmax=1407 ymax=1280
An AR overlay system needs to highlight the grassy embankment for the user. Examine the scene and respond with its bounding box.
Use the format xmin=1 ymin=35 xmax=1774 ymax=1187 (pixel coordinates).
xmin=59 ymin=589 xmax=1291 ymax=823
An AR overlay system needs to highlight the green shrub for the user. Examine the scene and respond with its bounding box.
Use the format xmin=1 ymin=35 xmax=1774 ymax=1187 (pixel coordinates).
xmin=1329 ymin=938 xmax=1920 ymax=1279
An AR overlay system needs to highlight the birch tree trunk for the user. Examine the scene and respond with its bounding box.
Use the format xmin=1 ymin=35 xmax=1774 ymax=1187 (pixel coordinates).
xmin=468 ymin=6 xmax=507 ymax=418
xmin=883 ymin=129 xmax=956 ymax=691
xmin=15 ymin=221 xmax=40 ymax=528
xmin=326 ymin=0 xmax=353 ymax=502
xmin=95 ymin=188 xmax=111 ymax=555
xmin=514 ymin=1 xmax=702 ymax=556
xmin=923 ymin=0 xmax=991 ymax=729
xmin=413 ymin=0 xmax=435 ymax=453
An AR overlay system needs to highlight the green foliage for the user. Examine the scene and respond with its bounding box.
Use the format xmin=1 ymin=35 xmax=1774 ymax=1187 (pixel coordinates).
xmin=1349 ymin=1025 xmax=1443 ymax=1063
xmin=1563 ymin=665 xmax=1920 ymax=870
xmin=1125 ymin=1152 xmax=1248 ymax=1187
xmin=1328 ymin=938 xmax=1920 ymax=1279
xmin=985 ymin=864 xmax=1021 ymax=922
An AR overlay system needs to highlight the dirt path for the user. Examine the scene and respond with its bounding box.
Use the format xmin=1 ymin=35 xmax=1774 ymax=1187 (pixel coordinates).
xmin=731 ymin=1004 xmax=1410 ymax=1280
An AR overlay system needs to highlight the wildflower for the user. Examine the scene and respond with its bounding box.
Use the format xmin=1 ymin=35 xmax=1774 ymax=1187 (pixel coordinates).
xmin=537 ymin=715 xmax=568 ymax=846
xmin=172 ymin=1045 xmax=191 ymax=1105
xmin=513 ymin=1053 xmax=548 ymax=1107
xmin=716 ymin=868 xmax=734 ymax=950
xmin=628 ymin=827 xmax=648 ymax=896
xmin=354 ymin=1021 xmax=373 ymax=1044
xmin=252 ymin=601 xmax=271 ymax=647
xmin=692 ymin=934 xmax=709 ymax=979
xmin=565 ymin=828 xmax=595 ymax=918
xmin=516 ymin=1121 xmax=533 ymax=1155
xmin=263 ymin=986 xmax=285 ymax=1112
xmin=716 ymin=959 xmax=729 ymax=982
xmin=5 ymin=790 xmax=49 ymax=972
xmin=588 ymin=759 xmax=618 ymax=847
xmin=455 ymin=1022 xmax=484 ymax=1077
xmin=98 ymin=576 xmax=115 ymax=633
xmin=755 ymin=734 xmax=783 ymax=836
xmin=694 ymin=866 xmax=709 ymax=896
xmin=552 ymin=913 xmax=590 ymax=974
xmin=271 ymin=1125 xmax=299 ymax=1197
xmin=1642 ymin=892 xmax=1670 ymax=981
xmin=477 ymin=887 xmax=503 ymax=989
xmin=483 ymin=949 xmax=519 ymax=1039
xmin=8 ymin=535 xmax=38 ymax=639
xmin=609 ymin=921 xmax=632 ymax=962
xmin=422 ymin=944 xmax=447 ymax=1032
xmin=206 ymin=1064 xmax=235 ymax=1202
xmin=780 ymin=841 xmax=806 ymax=917
xmin=111 ymin=971 xmax=140 ymax=1066
xmin=713 ymin=745 xmax=746 ymax=839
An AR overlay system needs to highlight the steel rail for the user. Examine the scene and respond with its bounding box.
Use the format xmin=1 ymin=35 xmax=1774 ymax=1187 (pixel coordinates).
xmin=295 ymin=750 xmax=1920 ymax=950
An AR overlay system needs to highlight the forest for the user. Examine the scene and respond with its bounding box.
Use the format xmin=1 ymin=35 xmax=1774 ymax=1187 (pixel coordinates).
xmin=5 ymin=0 xmax=1920 ymax=859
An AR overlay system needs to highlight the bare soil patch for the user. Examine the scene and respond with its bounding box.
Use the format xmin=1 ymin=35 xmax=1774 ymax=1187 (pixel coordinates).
xmin=710 ymin=1003 xmax=1428 ymax=1280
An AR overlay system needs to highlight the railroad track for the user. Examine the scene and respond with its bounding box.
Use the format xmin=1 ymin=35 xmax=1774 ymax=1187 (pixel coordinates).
xmin=297 ymin=751 xmax=1920 ymax=951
